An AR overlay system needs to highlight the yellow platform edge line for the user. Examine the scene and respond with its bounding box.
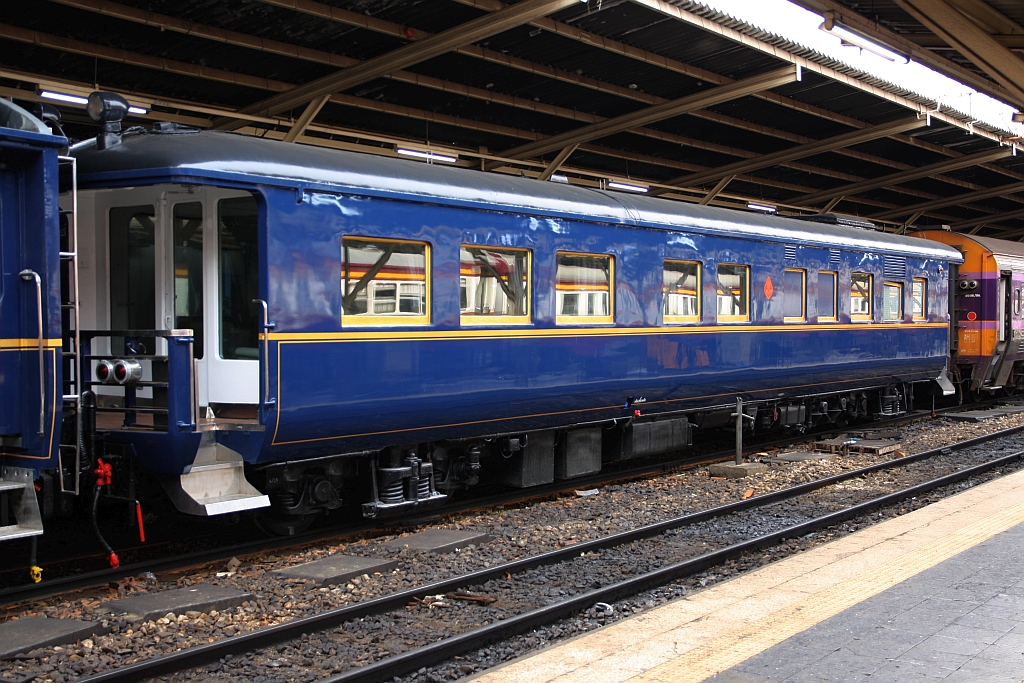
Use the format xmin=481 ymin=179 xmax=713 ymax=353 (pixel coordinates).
xmin=639 ymin=499 xmax=1024 ymax=683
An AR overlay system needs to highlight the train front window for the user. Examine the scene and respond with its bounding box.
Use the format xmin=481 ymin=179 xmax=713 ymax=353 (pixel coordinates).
xmin=173 ymin=202 xmax=204 ymax=359
xmin=717 ymin=264 xmax=749 ymax=322
xmin=882 ymin=282 xmax=902 ymax=321
xmin=218 ymin=197 xmax=260 ymax=360
xmin=460 ymin=246 xmax=530 ymax=325
xmin=851 ymin=273 xmax=872 ymax=321
xmin=818 ymin=271 xmax=837 ymax=322
xmin=555 ymin=253 xmax=613 ymax=324
xmin=912 ymin=279 xmax=927 ymax=320
xmin=663 ymin=260 xmax=700 ymax=323
xmin=342 ymin=237 xmax=430 ymax=326
xmin=782 ymin=268 xmax=806 ymax=322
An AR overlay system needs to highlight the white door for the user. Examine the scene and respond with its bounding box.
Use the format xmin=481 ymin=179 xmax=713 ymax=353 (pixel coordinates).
xmin=168 ymin=188 xmax=259 ymax=407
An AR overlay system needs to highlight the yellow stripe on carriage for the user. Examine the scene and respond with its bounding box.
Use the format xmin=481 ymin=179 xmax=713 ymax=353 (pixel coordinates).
xmin=0 ymin=338 xmax=63 ymax=350
xmin=264 ymin=322 xmax=948 ymax=343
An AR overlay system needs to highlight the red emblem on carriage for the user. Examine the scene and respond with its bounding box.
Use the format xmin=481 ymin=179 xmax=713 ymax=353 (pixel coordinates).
xmin=763 ymin=276 xmax=774 ymax=299
xmin=967 ymin=311 xmax=977 ymax=321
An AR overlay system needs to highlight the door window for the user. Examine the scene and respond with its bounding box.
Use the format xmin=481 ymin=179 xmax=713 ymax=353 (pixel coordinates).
xmin=109 ymin=205 xmax=155 ymax=351
xmin=173 ymin=202 xmax=204 ymax=358
xmin=218 ymin=197 xmax=259 ymax=360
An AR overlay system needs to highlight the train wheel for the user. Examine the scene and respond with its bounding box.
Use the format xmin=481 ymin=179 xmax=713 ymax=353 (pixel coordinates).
xmin=254 ymin=509 xmax=319 ymax=536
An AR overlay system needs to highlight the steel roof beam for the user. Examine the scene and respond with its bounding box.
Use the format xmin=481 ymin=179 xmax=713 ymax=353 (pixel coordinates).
xmin=871 ymin=180 xmax=1024 ymax=221
xmin=258 ymin=0 xmax=1021 ymax=188
xmin=0 ymin=19 xmax=994 ymax=211
xmin=796 ymin=146 xmax=1013 ymax=206
xmin=892 ymin=0 xmax=1024 ymax=106
xmin=214 ymin=0 xmax=580 ymax=127
xmin=788 ymin=0 xmax=1022 ymax=104
xmin=490 ymin=66 xmax=799 ymax=166
xmin=654 ymin=116 xmax=930 ymax=194
xmin=952 ymin=207 xmax=1024 ymax=232
xmin=537 ymin=144 xmax=578 ymax=181
xmin=945 ymin=0 xmax=1024 ymax=37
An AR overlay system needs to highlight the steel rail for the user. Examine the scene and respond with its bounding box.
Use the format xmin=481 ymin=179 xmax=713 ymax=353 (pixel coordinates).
xmin=0 ymin=400 xmax=1002 ymax=605
xmin=74 ymin=422 xmax=1024 ymax=682
xmin=319 ymin=446 xmax=1024 ymax=683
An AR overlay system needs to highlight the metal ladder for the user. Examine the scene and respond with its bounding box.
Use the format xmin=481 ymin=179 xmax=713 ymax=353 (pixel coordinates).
xmin=58 ymin=155 xmax=82 ymax=496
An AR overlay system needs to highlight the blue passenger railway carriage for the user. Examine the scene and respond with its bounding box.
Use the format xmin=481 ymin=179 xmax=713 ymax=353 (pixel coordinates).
xmin=1 ymin=95 xmax=963 ymax=548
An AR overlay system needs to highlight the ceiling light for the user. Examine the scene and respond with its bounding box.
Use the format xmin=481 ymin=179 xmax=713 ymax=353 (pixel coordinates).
xmin=40 ymin=91 xmax=88 ymax=105
xmin=607 ymin=180 xmax=648 ymax=193
xmin=747 ymin=202 xmax=777 ymax=213
xmin=396 ymin=147 xmax=458 ymax=163
xmin=819 ymin=19 xmax=909 ymax=64
xmin=127 ymin=106 xmax=147 ymax=115
xmin=549 ymin=174 xmax=569 ymax=184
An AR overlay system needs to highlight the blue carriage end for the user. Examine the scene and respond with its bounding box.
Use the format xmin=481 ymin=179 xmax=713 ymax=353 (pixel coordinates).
xmin=0 ymin=106 xmax=68 ymax=475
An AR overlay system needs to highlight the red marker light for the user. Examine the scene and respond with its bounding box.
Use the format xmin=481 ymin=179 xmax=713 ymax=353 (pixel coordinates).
xmin=967 ymin=311 xmax=977 ymax=321
xmin=634 ymin=409 xmax=641 ymax=417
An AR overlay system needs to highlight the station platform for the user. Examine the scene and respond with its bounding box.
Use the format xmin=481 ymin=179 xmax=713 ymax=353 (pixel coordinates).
xmin=472 ymin=469 xmax=1024 ymax=683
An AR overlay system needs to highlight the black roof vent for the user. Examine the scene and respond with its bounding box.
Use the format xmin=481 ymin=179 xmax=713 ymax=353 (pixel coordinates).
xmin=792 ymin=213 xmax=878 ymax=231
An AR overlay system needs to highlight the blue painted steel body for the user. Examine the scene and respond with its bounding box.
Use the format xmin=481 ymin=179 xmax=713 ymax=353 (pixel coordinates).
xmin=0 ymin=125 xmax=66 ymax=472
xmin=70 ymin=130 xmax=962 ymax=474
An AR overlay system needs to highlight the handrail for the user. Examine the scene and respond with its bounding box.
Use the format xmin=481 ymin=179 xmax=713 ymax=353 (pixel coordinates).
xmin=19 ymin=269 xmax=45 ymax=436
xmin=252 ymin=299 xmax=275 ymax=408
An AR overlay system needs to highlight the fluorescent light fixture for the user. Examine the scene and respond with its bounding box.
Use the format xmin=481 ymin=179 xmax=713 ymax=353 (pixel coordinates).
xmin=819 ymin=20 xmax=908 ymax=64
xmin=607 ymin=180 xmax=648 ymax=193
xmin=396 ymin=147 xmax=458 ymax=163
xmin=549 ymin=173 xmax=569 ymax=184
xmin=40 ymin=91 xmax=88 ymax=105
xmin=747 ymin=202 xmax=777 ymax=213
xmin=41 ymin=90 xmax=147 ymax=115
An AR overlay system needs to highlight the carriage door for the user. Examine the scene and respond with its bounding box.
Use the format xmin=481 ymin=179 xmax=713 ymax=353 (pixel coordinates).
xmin=170 ymin=190 xmax=259 ymax=409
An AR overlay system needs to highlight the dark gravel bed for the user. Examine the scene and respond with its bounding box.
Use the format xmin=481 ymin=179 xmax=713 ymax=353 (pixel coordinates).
xmin=3 ymin=411 xmax=1024 ymax=683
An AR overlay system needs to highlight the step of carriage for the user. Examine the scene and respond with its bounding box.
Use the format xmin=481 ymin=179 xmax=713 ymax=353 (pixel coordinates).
xmin=0 ymin=468 xmax=44 ymax=541
xmin=161 ymin=435 xmax=269 ymax=517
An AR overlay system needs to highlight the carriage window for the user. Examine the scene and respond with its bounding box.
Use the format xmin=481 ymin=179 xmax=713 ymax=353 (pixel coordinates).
xmin=342 ymin=237 xmax=430 ymax=325
xmin=219 ymin=197 xmax=260 ymax=359
xmin=912 ymin=278 xmax=927 ymax=321
xmin=883 ymin=282 xmax=902 ymax=321
xmin=782 ymin=268 xmax=805 ymax=322
xmin=818 ymin=271 xmax=837 ymax=322
xmin=109 ymin=205 xmax=155 ymax=353
xmin=717 ymin=264 xmax=749 ymax=322
xmin=663 ymin=261 xmax=700 ymax=323
xmin=851 ymin=272 xmax=872 ymax=321
xmin=556 ymin=252 xmax=613 ymax=324
xmin=173 ymin=203 xmax=204 ymax=359
xmin=460 ymin=246 xmax=530 ymax=324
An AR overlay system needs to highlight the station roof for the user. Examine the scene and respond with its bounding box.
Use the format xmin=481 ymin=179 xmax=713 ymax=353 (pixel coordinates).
xmin=4 ymin=0 xmax=1024 ymax=239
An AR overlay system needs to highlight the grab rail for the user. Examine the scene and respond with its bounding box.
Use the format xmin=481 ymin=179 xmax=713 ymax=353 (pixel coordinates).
xmin=253 ymin=299 xmax=275 ymax=408
xmin=19 ymin=269 xmax=44 ymax=435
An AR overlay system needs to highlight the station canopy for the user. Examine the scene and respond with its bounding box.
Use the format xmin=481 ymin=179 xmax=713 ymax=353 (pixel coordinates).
xmin=5 ymin=0 xmax=1024 ymax=238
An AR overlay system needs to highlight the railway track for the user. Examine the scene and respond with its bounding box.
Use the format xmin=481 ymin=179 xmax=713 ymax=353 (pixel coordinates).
xmin=0 ymin=400 xmax=996 ymax=608
xmin=11 ymin=417 xmax=1019 ymax=683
